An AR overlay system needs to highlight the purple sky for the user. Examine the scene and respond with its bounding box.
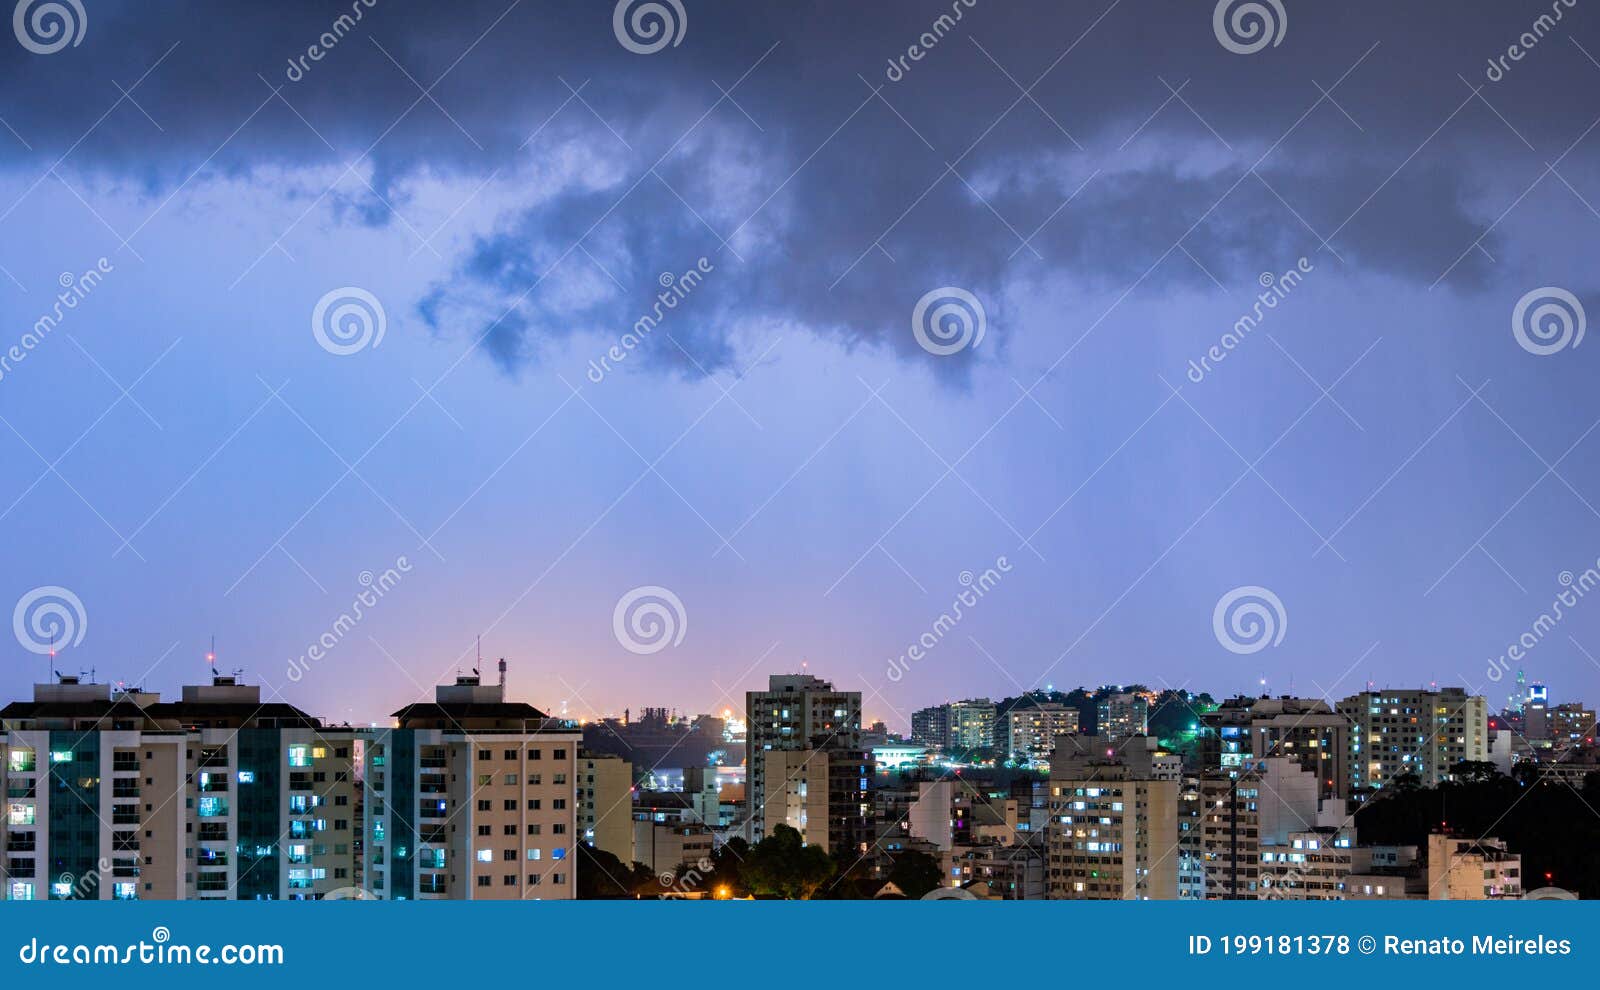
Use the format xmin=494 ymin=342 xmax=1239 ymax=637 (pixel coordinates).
xmin=3 ymin=0 xmax=1600 ymax=731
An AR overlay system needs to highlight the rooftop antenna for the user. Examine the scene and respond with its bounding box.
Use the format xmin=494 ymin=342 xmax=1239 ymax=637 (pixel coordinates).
xmin=473 ymin=635 xmax=481 ymax=678
xmin=498 ymin=657 xmax=507 ymax=688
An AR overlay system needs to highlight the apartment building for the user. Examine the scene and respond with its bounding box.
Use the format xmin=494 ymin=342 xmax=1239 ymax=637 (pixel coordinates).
xmin=1259 ymin=828 xmax=1354 ymax=900
xmin=1426 ymin=834 xmax=1522 ymax=899
xmin=1 ymin=673 xmax=360 ymax=901
xmin=1204 ymin=696 xmax=1353 ymax=800
xmin=745 ymin=674 xmax=869 ymax=853
xmin=364 ymin=674 xmax=581 ymax=900
xmin=1337 ymin=688 xmax=1487 ymax=791
xmin=909 ymin=699 xmax=997 ymax=752
xmin=1096 ymin=693 xmax=1149 ymax=740
xmin=578 ymin=752 xmax=634 ymax=864
xmin=1004 ymin=703 xmax=1079 ymax=764
xmin=1045 ymin=743 xmax=1178 ymax=899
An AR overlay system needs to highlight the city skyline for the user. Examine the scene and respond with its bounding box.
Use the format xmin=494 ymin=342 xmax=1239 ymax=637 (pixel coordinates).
xmin=5 ymin=1 xmax=1600 ymax=730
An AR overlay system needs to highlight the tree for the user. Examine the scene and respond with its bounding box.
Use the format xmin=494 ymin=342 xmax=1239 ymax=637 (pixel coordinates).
xmin=1448 ymin=760 xmax=1502 ymax=784
xmin=884 ymin=849 xmax=942 ymax=899
xmin=738 ymin=825 xmax=836 ymax=899
xmin=575 ymin=843 xmax=655 ymax=899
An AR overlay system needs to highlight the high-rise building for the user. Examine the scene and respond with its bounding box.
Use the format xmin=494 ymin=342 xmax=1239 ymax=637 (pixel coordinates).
xmin=1004 ymin=703 xmax=1079 ymax=763
xmin=908 ymin=698 xmax=996 ymax=752
xmin=578 ymin=753 xmax=634 ymax=864
xmin=1203 ymin=696 xmax=1352 ymax=799
xmin=909 ymin=705 xmax=949 ymax=749
xmin=363 ymin=674 xmax=580 ymax=900
xmin=1045 ymin=742 xmax=1178 ymax=899
xmin=1549 ymin=703 xmax=1596 ymax=753
xmin=1096 ymin=693 xmax=1149 ymax=740
xmin=1337 ymin=689 xmax=1488 ymax=791
xmin=948 ymin=699 xmax=997 ymax=751
xmin=1 ymin=673 xmax=362 ymax=901
xmin=745 ymin=674 xmax=868 ymax=854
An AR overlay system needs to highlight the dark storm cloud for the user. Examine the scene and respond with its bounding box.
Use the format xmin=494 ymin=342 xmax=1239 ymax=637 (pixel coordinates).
xmin=1 ymin=0 xmax=1592 ymax=373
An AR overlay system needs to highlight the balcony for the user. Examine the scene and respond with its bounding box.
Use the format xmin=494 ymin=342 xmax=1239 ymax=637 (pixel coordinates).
xmin=112 ymin=758 xmax=140 ymax=773
xmin=418 ymin=801 xmax=448 ymax=819
xmin=198 ymin=823 xmax=229 ymax=841
xmin=6 ymin=785 xmax=35 ymax=799
xmin=6 ymin=836 xmax=37 ymax=853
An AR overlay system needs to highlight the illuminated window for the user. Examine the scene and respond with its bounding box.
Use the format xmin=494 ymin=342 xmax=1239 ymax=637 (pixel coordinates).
xmin=9 ymin=882 xmax=35 ymax=901
xmin=50 ymin=751 xmax=73 ymax=764
xmin=112 ymin=883 xmax=136 ymax=901
xmin=197 ymin=797 xmax=228 ymax=817
xmin=7 ymin=803 xmax=35 ymax=826
xmin=237 ymin=771 xmax=255 ymax=784
xmin=476 ymin=849 xmax=492 ymax=862
xmin=7 ymin=750 xmax=34 ymax=773
xmin=526 ymin=848 xmax=541 ymax=860
xmin=287 ymin=746 xmax=312 ymax=768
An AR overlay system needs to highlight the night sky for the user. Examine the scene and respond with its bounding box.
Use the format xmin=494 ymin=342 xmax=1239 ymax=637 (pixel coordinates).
xmin=2 ymin=0 xmax=1598 ymax=730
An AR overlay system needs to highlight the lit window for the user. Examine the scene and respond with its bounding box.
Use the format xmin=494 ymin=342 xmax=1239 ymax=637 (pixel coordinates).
xmin=50 ymin=751 xmax=73 ymax=764
xmin=8 ymin=804 xmax=35 ymax=826
xmin=287 ymin=746 xmax=312 ymax=768
xmin=7 ymin=750 xmax=35 ymax=773
xmin=526 ymin=849 xmax=541 ymax=860
xmin=197 ymin=797 xmax=228 ymax=817
xmin=237 ymin=771 xmax=255 ymax=784
xmin=476 ymin=849 xmax=492 ymax=862
xmin=8 ymin=882 xmax=34 ymax=901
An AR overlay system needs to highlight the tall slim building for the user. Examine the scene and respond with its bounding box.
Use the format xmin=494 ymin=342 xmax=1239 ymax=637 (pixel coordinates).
xmin=745 ymin=674 xmax=868 ymax=854
xmin=365 ymin=674 xmax=581 ymax=900
xmin=578 ymin=752 xmax=634 ymax=864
